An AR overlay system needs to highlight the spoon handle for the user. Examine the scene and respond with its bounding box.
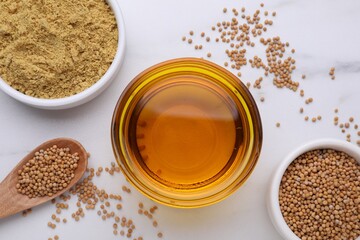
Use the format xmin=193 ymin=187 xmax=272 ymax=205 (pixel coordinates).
xmin=0 ymin=174 xmax=27 ymax=218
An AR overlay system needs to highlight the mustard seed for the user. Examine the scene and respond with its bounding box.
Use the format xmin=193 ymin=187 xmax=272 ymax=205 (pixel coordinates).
xmin=329 ymin=67 xmax=335 ymax=79
xmin=276 ymin=122 xmax=280 ymax=127
xmin=153 ymin=220 xmax=158 ymax=227
xmin=207 ymin=53 xmax=212 ymax=58
xmin=157 ymin=232 xmax=163 ymax=238
xmin=189 ymin=30 xmax=194 ymax=36
xmin=279 ymin=149 xmax=360 ymax=239
xmin=17 ymin=145 xmax=79 ymax=198
xmin=300 ymin=89 xmax=304 ymax=97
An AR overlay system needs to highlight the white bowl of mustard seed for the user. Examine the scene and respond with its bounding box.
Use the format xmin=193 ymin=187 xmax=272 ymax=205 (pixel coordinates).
xmin=0 ymin=0 xmax=125 ymax=110
xmin=267 ymin=139 xmax=360 ymax=240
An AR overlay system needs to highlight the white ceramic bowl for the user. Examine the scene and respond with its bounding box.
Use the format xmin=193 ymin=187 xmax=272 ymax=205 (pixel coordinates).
xmin=267 ymin=139 xmax=360 ymax=240
xmin=0 ymin=0 xmax=126 ymax=110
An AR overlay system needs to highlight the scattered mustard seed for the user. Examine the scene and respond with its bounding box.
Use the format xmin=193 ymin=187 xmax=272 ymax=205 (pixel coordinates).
xmin=153 ymin=220 xmax=158 ymax=227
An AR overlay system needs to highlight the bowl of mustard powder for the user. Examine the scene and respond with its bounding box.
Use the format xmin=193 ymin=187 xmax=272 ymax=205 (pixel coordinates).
xmin=0 ymin=0 xmax=125 ymax=109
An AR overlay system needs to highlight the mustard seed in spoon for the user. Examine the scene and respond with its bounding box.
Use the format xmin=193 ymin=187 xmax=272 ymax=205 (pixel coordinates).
xmin=0 ymin=138 xmax=88 ymax=218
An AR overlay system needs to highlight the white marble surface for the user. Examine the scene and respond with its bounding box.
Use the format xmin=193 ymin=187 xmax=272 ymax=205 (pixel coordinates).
xmin=1 ymin=0 xmax=360 ymax=239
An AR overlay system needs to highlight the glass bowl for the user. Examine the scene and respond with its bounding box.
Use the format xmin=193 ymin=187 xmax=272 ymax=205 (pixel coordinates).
xmin=111 ymin=58 xmax=262 ymax=208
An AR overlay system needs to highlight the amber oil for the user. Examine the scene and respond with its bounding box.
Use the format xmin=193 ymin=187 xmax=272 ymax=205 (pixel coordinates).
xmin=111 ymin=58 xmax=262 ymax=208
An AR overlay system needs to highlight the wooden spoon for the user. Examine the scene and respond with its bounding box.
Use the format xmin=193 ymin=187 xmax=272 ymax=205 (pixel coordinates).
xmin=0 ymin=138 xmax=88 ymax=219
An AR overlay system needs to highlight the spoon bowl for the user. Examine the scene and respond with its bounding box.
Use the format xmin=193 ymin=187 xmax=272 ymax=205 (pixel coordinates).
xmin=0 ymin=138 xmax=88 ymax=219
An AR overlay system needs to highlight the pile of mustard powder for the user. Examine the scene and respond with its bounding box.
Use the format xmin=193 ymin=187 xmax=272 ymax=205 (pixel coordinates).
xmin=0 ymin=0 xmax=118 ymax=99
